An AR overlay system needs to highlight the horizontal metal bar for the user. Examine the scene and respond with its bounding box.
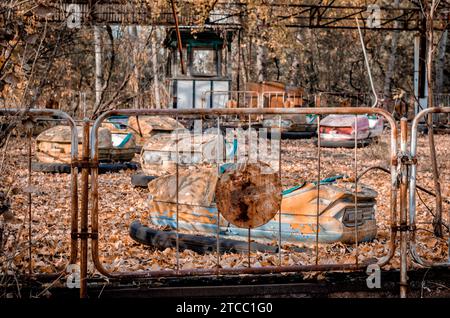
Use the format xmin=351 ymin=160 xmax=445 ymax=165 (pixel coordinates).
xmin=95 ymin=106 xmax=392 ymax=117
xmin=97 ymin=263 xmax=364 ymax=279
xmin=91 ymin=107 xmax=397 ymax=162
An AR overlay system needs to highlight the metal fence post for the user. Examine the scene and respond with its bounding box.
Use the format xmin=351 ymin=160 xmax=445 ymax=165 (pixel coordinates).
xmin=399 ymin=118 xmax=409 ymax=298
xmin=80 ymin=119 xmax=90 ymax=298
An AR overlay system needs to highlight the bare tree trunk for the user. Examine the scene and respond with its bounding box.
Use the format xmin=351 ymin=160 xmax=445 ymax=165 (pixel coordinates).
xmin=256 ymin=44 xmax=265 ymax=82
xmin=241 ymin=39 xmax=249 ymax=84
xmin=427 ymin=115 xmax=443 ymax=237
xmin=129 ymin=25 xmax=141 ymax=109
xmin=435 ymin=30 xmax=450 ymax=125
xmin=425 ymin=3 xmax=443 ymax=237
xmin=383 ymin=0 xmax=400 ymax=98
xmin=289 ymin=54 xmax=300 ymax=87
xmin=152 ymin=28 xmax=161 ymax=109
xmin=94 ymin=26 xmax=103 ymax=114
xmin=296 ymin=29 xmax=319 ymax=92
xmin=435 ymin=29 xmax=448 ymax=96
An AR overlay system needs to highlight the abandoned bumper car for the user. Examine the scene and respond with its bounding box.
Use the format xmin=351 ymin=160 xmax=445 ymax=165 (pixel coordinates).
xmin=111 ymin=115 xmax=185 ymax=152
xmin=131 ymin=128 xmax=237 ymax=187
xmin=248 ymin=82 xmax=318 ymax=139
xmin=32 ymin=124 xmax=137 ymax=173
xmin=130 ymin=161 xmax=378 ymax=253
xmin=318 ymin=114 xmax=384 ymax=148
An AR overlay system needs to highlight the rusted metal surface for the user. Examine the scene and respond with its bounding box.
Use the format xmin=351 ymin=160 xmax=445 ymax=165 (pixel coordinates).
xmin=70 ymin=159 xmax=79 ymax=265
xmin=247 ymin=115 xmax=252 ymax=269
xmin=89 ymin=107 xmax=398 ymax=280
xmin=175 ymin=117 xmax=180 ymax=273
xmin=315 ymin=115 xmax=321 ymax=265
xmin=79 ymin=120 xmax=90 ymax=298
xmin=86 ymin=263 xmax=364 ymax=279
xmin=215 ymin=162 xmax=282 ymax=229
xmin=278 ymin=116 xmax=282 ymax=266
xmin=409 ymin=107 xmax=450 ymax=268
xmin=354 ymin=115 xmax=359 ymax=266
xmin=399 ymin=118 xmax=409 ymax=298
xmin=216 ymin=117 xmax=221 ymax=269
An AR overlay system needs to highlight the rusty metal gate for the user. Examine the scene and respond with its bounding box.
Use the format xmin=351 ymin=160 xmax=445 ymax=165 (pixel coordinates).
xmin=408 ymin=107 xmax=450 ymax=269
xmin=4 ymin=106 xmax=450 ymax=298
xmin=82 ymin=107 xmax=400 ymax=298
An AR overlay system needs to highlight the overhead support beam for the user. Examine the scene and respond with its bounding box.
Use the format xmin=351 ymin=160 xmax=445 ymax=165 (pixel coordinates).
xmin=29 ymin=1 xmax=450 ymax=31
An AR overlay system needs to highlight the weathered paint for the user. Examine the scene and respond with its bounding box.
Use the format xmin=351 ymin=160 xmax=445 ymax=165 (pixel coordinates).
xmin=319 ymin=114 xmax=384 ymax=142
xmin=141 ymin=133 xmax=238 ymax=176
xmin=36 ymin=124 xmax=136 ymax=163
xmin=36 ymin=125 xmax=112 ymax=163
xmin=148 ymin=178 xmax=377 ymax=244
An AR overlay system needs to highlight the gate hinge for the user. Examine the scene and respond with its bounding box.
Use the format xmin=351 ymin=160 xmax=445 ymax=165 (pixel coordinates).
xmin=71 ymin=231 xmax=98 ymax=239
xmin=71 ymin=159 xmax=99 ymax=169
xmin=392 ymin=224 xmax=415 ymax=232
xmin=399 ymin=155 xmax=417 ymax=166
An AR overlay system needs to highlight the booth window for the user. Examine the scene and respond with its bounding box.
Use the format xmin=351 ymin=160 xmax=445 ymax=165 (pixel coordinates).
xmin=191 ymin=48 xmax=217 ymax=77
